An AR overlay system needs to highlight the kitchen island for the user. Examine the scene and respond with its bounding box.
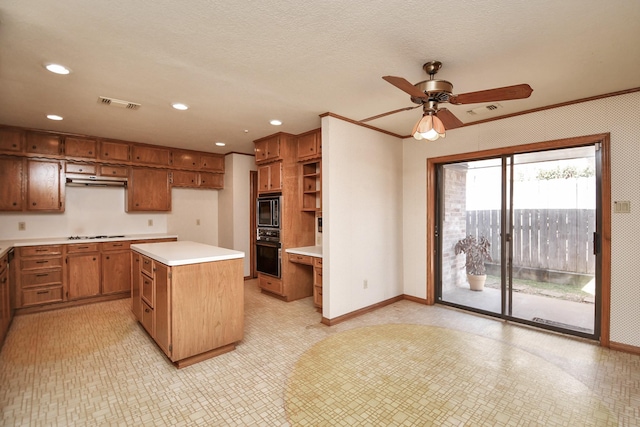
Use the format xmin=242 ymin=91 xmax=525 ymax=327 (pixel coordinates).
xmin=131 ymin=241 xmax=244 ymax=368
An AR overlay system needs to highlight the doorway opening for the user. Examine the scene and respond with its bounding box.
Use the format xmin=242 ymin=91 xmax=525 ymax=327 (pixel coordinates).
xmin=428 ymin=135 xmax=610 ymax=342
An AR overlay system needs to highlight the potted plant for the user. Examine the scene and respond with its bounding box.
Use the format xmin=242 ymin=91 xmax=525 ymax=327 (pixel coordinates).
xmin=454 ymin=234 xmax=492 ymax=291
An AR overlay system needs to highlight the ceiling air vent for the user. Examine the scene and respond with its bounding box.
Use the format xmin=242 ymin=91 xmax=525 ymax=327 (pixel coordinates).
xmin=466 ymin=103 xmax=502 ymax=116
xmin=98 ymin=96 xmax=141 ymax=110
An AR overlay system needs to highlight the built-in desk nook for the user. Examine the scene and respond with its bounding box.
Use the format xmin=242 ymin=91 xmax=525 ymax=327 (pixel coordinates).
xmin=131 ymin=241 xmax=244 ymax=368
xmin=286 ymin=246 xmax=322 ymax=308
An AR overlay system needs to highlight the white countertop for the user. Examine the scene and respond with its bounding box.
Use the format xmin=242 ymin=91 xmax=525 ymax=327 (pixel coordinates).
xmin=131 ymin=241 xmax=244 ymax=266
xmin=0 ymin=234 xmax=178 ymax=259
xmin=285 ymin=246 xmax=323 ymax=258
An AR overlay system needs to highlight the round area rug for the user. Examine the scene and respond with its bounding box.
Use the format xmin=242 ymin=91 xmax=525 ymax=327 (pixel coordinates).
xmin=285 ymin=324 xmax=615 ymax=426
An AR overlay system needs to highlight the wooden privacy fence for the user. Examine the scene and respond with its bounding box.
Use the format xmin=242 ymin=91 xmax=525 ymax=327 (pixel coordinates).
xmin=466 ymin=209 xmax=596 ymax=274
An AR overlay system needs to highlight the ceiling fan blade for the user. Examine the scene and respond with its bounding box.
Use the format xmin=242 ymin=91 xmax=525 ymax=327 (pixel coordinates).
xmin=436 ymin=108 xmax=464 ymax=129
xmin=448 ymin=84 xmax=533 ymax=105
xmin=382 ymin=76 xmax=428 ymax=99
xmin=360 ymin=105 xmax=420 ymax=123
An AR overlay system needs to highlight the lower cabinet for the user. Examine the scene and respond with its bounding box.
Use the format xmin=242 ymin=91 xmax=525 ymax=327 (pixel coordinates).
xmin=0 ymin=253 xmax=12 ymax=345
xmin=132 ymin=253 xmax=244 ymax=368
xmin=313 ymin=257 xmax=323 ymax=308
xmin=66 ymin=244 xmax=101 ymax=300
xmin=18 ymin=245 xmax=64 ymax=307
xmin=101 ymin=243 xmax=131 ymax=295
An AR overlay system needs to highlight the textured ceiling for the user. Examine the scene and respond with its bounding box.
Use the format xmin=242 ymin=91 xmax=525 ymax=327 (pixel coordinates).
xmin=1 ymin=0 xmax=639 ymax=155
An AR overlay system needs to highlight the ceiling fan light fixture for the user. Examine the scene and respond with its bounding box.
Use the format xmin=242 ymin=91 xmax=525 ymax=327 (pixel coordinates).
xmin=413 ymin=114 xmax=445 ymax=141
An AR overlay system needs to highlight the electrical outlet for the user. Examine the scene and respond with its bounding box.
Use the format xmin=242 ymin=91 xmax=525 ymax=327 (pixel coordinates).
xmin=18 ymin=221 xmax=26 ymax=231
xmin=196 ymin=219 xmax=201 ymax=226
xmin=148 ymin=219 xmax=153 ymax=226
xmin=363 ymin=279 xmax=368 ymax=289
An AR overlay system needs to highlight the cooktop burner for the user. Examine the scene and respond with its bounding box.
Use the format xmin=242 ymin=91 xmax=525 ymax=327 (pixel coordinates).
xmin=67 ymin=235 xmax=126 ymax=240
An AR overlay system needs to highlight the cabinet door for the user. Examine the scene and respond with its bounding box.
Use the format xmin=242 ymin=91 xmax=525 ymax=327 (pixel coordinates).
xmin=257 ymin=164 xmax=271 ymax=193
xmin=131 ymin=252 xmax=142 ymax=321
xmin=199 ymin=172 xmax=223 ymax=189
xmin=101 ymin=251 xmax=131 ymax=294
xmin=65 ymin=137 xmax=97 ymax=159
xmin=171 ymin=170 xmax=198 ymax=187
xmin=297 ymin=132 xmax=318 ymax=161
xmin=172 ymin=151 xmax=199 ymax=169
xmin=254 ymin=139 xmax=269 ymax=163
xmin=27 ymin=159 xmax=64 ymax=211
xmin=132 ymin=145 xmax=171 ymax=166
xmin=67 ymin=254 xmax=101 ymax=300
xmin=154 ymin=262 xmax=171 ymax=357
xmin=0 ymin=156 xmax=24 ymax=211
xmin=269 ymin=162 xmax=282 ymax=192
xmin=0 ymin=128 xmax=23 ymax=152
xmin=99 ymin=140 xmax=130 ymax=162
xmin=199 ymin=154 xmax=224 ymax=172
xmin=127 ymin=168 xmax=170 ymax=211
xmin=25 ymin=132 xmax=62 ymax=156
xmin=99 ymin=165 xmax=129 ymax=177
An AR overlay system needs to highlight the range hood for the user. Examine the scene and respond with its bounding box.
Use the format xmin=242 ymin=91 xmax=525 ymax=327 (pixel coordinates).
xmin=66 ymin=175 xmax=128 ymax=187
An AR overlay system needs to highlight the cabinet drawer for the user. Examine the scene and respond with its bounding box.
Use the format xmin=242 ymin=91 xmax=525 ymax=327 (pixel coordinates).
xmin=141 ymin=256 xmax=153 ymax=277
xmin=66 ymin=243 xmax=99 ymax=254
xmin=258 ymin=275 xmax=283 ymax=295
xmin=288 ymin=253 xmax=313 ymax=265
xmin=22 ymin=270 xmax=63 ymax=288
xmin=141 ymin=274 xmax=154 ymax=307
xmin=141 ymin=300 xmax=154 ymax=336
xmin=22 ymin=286 xmax=63 ymax=306
xmin=101 ymin=241 xmax=131 ymax=251
xmin=313 ymin=285 xmax=323 ymax=307
xmin=99 ymin=165 xmax=128 ymax=177
xmin=314 ymin=266 xmax=322 ymax=286
xmin=65 ymin=162 xmax=97 ymax=174
xmin=21 ymin=257 xmax=63 ymax=271
xmin=20 ymin=245 xmax=63 ymax=257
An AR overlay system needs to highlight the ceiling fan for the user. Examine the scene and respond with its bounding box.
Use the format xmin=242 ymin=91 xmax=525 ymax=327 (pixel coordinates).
xmin=367 ymin=61 xmax=533 ymax=140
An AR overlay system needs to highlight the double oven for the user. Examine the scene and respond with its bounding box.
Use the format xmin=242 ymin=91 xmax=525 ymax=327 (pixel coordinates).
xmin=256 ymin=196 xmax=281 ymax=278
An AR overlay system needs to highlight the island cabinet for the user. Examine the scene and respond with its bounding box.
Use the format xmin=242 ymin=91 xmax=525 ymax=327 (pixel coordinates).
xmin=131 ymin=241 xmax=245 ymax=368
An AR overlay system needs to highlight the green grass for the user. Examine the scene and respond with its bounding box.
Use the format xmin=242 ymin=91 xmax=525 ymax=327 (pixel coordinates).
xmin=485 ymin=275 xmax=593 ymax=302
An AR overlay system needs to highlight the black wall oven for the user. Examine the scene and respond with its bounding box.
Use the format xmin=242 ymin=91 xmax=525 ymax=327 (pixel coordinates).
xmin=256 ymin=239 xmax=280 ymax=278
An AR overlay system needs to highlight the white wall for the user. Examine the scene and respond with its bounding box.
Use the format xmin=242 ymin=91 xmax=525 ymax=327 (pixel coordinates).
xmin=0 ymin=186 xmax=168 ymax=239
xmin=402 ymin=91 xmax=640 ymax=348
xmin=218 ymin=153 xmax=257 ymax=276
xmin=167 ymin=188 xmax=218 ymax=244
xmin=322 ymin=116 xmax=403 ymax=320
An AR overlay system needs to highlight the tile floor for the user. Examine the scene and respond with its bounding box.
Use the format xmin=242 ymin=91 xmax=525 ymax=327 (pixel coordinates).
xmin=1 ymin=279 xmax=639 ymax=426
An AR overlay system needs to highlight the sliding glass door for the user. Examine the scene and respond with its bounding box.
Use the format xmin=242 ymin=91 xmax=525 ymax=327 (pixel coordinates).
xmin=437 ymin=145 xmax=599 ymax=338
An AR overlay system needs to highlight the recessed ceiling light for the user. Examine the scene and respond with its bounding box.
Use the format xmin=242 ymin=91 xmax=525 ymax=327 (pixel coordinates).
xmin=270 ymin=119 xmax=282 ymax=126
xmin=44 ymin=64 xmax=71 ymax=75
xmin=46 ymin=114 xmax=63 ymax=121
xmin=172 ymin=103 xmax=189 ymax=110
xmin=215 ymin=142 xmax=226 ymax=147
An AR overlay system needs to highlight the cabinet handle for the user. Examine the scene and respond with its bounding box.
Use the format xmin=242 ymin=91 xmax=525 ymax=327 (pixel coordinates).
xmin=145 ymin=308 xmax=150 ymax=313
xmin=36 ymin=273 xmax=48 ymax=277
xmin=35 ymin=249 xmax=48 ymax=252
xmin=113 ymin=244 xmax=123 ymax=247
xmin=93 ymin=257 xmax=96 ymax=261
xmin=106 ymin=256 xmax=110 ymax=260
xmin=104 ymin=152 xmax=109 ymax=156
xmin=36 ymin=290 xmax=49 ymax=295
xmin=78 ymin=246 xmax=89 ymax=249
xmin=36 ymin=260 xmax=49 ymax=264
xmin=32 ymin=202 xmax=37 ymax=206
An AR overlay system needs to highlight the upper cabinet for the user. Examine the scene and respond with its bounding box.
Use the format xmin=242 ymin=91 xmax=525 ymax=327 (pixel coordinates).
xmin=172 ymin=150 xmax=199 ymax=169
xmin=132 ymin=145 xmax=171 ymax=167
xmin=199 ymin=154 xmax=224 ymax=172
xmin=64 ymin=136 xmax=97 ymax=159
xmin=0 ymin=156 xmax=24 ymax=211
xmin=254 ymin=135 xmax=282 ymax=164
xmin=296 ymin=129 xmax=321 ymax=162
xmin=26 ymin=159 xmax=64 ymax=212
xmin=127 ymin=168 xmax=171 ymax=212
xmin=25 ymin=132 xmax=62 ymax=156
xmin=0 ymin=128 xmax=23 ymax=153
xmin=99 ymin=140 xmax=130 ymax=162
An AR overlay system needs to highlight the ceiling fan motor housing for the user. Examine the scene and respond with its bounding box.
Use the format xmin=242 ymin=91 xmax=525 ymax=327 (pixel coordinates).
xmin=411 ymin=80 xmax=454 ymax=104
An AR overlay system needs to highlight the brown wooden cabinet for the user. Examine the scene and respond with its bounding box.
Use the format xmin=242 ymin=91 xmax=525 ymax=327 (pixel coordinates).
xmin=0 ymin=128 xmax=23 ymax=153
xmin=200 ymin=154 xmax=224 ymax=172
xmin=127 ymin=168 xmax=171 ymax=211
xmin=132 ymin=145 xmax=171 ymax=166
xmin=313 ymin=257 xmax=323 ymax=308
xmin=65 ymin=162 xmax=97 ymax=175
xmin=254 ymin=135 xmax=282 ymax=164
xmin=27 ymin=159 xmax=64 ymax=212
xmin=0 ymin=252 xmax=12 ymax=345
xmin=25 ymin=132 xmax=62 ymax=156
xmin=171 ymin=150 xmax=199 ymax=169
xmin=101 ymin=241 xmax=131 ymax=295
xmin=99 ymin=165 xmax=129 ymax=177
xmin=153 ymin=262 xmax=171 ymax=356
xmin=297 ymin=129 xmax=321 ymax=162
xmin=131 ymin=251 xmax=142 ymax=321
xmin=66 ymin=244 xmax=100 ymax=300
xmin=0 ymin=156 xmax=24 ymax=211
xmin=99 ymin=140 xmax=130 ymax=162
xmin=17 ymin=245 xmax=64 ymax=308
xmin=65 ymin=137 xmax=97 ymax=159
xmin=257 ymin=161 xmax=282 ymax=194
xmin=171 ymin=171 xmax=223 ymax=189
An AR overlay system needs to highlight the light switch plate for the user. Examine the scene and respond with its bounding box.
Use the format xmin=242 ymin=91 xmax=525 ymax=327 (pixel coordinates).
xmin=614 ymin=201 xmax=631 ymax=213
